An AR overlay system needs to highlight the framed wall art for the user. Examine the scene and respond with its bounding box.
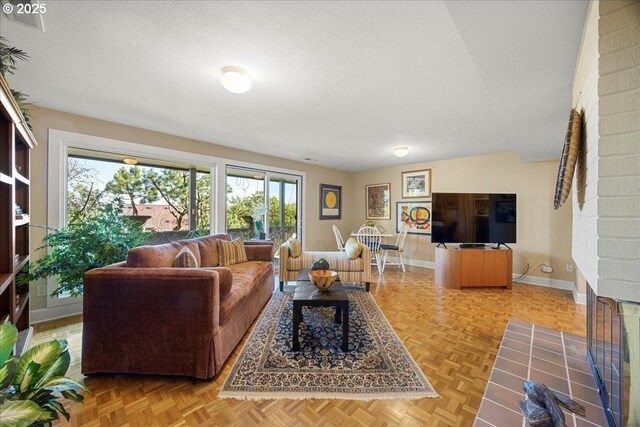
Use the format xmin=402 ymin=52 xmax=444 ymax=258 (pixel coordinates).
xmin=401 ymin=169 xmax=431 ymax=198
xmin=396 ymin=201 xmax=432 ymax=235
xmin=365 ymin=183 xmax=390 ymax=220
xmin=319 ymin=184 xmax=341 ymax=220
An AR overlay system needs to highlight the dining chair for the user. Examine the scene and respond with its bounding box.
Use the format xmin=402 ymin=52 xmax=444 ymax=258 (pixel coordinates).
xmin=355 ymin=226 xmax=383 ymax=275
xmin=381 ymin=224 xmax=409 ymax=272
xmin=332 ymin=225 xmax=346 ymax=252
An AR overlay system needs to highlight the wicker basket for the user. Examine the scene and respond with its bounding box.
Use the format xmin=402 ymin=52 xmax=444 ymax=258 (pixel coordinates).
xmin=553 ymin=109 xmax=582 ymax=209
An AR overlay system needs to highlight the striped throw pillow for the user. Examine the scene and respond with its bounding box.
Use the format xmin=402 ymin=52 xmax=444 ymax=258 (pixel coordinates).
xmin=173 ymin=246 xmax=199 ymax=268
xmin=217 ymin=239 xmax=248 ymax=266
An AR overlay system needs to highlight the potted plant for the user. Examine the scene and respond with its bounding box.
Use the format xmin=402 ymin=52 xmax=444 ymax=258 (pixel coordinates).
xmin=29 ymin=200 xmax=151 ymax=297
xmin=0 ymin=323 xmax=86 ymax=426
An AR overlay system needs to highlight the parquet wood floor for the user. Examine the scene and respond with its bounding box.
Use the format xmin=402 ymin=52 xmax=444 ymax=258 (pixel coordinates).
xmin=31 ymin=267 xmax=586 ymax=427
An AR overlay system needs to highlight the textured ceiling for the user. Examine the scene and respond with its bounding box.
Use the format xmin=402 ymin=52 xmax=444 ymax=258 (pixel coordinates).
xmin=0 ymin=1 xmax=588 ymax=171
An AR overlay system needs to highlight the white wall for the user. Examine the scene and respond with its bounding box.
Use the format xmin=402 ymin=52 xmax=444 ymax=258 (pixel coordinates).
xmin=572 ymin=0 xmax=600 ymax=293
xmin=572 ymin=0 xmax=640 ymax=302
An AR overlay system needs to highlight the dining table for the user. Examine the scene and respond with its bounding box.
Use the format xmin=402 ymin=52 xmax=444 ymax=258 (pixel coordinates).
xmin=350 ymin=232 xmax=394 ymax=238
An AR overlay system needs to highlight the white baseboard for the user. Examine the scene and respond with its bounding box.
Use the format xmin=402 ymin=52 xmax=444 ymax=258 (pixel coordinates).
xmin=30 ymin=303 xmax=83 ymax=324
xmin=404 ymin=260 xmax=577 ymax=295
xmin=572 ymin=286 xmax=587 ymax=305
xmin=512 ymin=274 xmax=574 ymax=291
xmin=403 ymin=259 xmax=435 ymax=269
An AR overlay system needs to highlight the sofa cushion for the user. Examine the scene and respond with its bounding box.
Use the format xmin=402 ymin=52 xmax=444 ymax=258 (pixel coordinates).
xmin=197 ymin=233 xmax=231 ymax=267
xmin=127 ymin=240 xmax=201 ymax=268
xmin=201 ymin=266 xmax=233 ymax=297
xmin=173 ymin=246 xmax=199 ymax=268
xmin=286 ymin=251 xmax=364 ymax=272
xmin=219 ymin=261 xmax=272 ymax=324
xmin=344 ymin=237 xmax=363 ymax=259
xmin=218 ymin=239 xmax=248 ymax=266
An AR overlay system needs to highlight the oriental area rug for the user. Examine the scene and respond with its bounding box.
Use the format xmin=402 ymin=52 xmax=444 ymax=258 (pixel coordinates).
xmin=219 ymin=285 xmax=437 ymax=401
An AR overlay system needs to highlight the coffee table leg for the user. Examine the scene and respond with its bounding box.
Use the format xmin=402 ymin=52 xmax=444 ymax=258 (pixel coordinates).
xmin=292 ymin=302 xmax=300 ymax=351
xmin=335 ymin=306 xmax=342 ymax=324
xmin=342 ymin=302 xmax=349 ymax=352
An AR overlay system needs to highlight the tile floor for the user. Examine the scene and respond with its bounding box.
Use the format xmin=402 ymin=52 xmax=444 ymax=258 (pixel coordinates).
xmin=474 ymin=319 xmax=607 ymax=427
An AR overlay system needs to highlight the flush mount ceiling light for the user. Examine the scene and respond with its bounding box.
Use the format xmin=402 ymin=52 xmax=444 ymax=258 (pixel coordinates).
xmin=123 ymin=158 xmax=138 ymax=165
xmin=393 ymin=146 xmax=409 ymax=158
xmin=220 ymin=66 xmax=252 ymax=94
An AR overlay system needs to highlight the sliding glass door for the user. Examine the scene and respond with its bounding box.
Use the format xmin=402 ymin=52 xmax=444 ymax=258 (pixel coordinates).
xmin=267 ymin=174 xmax=299 ymax=249
xmin=225 ymin=166 xmax=301 ymax=252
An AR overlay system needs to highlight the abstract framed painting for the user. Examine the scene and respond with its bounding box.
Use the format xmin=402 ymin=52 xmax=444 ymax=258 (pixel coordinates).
xmin=401 ymin=169 xmax=432 ymax=198
xmin=319 ymin=184 xmax=341 ymax=220
xmin=366 ymin=183 xmax=390 ymax=220
xmin=396 ymin=201 xmax=432 ymax=235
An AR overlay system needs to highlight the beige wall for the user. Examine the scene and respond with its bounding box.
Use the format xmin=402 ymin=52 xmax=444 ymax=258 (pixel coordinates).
xmin=28 ymin=107 xmax=354 ymax=310
xmin=27 ymin=108 xmax=576 ymax=313
xmin=349 ymin=152 xmax=574 ymax=282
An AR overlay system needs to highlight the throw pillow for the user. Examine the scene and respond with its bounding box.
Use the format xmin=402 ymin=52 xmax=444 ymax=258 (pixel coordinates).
xmin=344 ymin=237 xmax=363 ymax=259
xmin=288 ymin=238 xmax=302 ymax=258
xmin=172 ymin=246 xmax=199 ymax=268
xmin=218 ymin=239 xmax=248 ymax=266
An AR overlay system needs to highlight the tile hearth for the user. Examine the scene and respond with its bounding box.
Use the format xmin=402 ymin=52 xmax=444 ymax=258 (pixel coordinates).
xmin=474 ymin=319 xmax=606 ymax=427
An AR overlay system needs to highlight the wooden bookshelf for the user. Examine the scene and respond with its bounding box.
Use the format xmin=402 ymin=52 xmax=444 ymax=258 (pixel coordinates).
xmin=0 ymin=74 xmax=36 ymax=355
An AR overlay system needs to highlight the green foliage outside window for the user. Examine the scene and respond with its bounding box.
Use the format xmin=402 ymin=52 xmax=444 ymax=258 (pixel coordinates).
xmin=226 ymin=191 xmax=296 ymax=230
xmin=29 ymin=201 xmax=151 ymax=297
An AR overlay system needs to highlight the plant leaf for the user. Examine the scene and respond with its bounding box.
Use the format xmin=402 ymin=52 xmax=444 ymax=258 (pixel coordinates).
xmin=0 ymin=400 xmax=52 ymax=427
xmin=40 ymin=376 xmax=87 ymax=393
xmin=0 ymin=324 xmax=18 ymax=366
xmin=19 ymin=361 xmax=40 ymax=393
xmin=35 ymin=350 xmax=70 ymax=388
xmin=0 ymin=358 xmax=16 ymax=390
xmin=13 ymin=340 xmax=63 ymax=392
xmin=61 ymin=389 xmax=84 ymax=403
xmin=43 ymin=400 xmax=69 ymax=421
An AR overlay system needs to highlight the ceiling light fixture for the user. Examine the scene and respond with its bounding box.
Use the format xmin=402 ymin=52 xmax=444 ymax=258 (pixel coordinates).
xmin=393 ymin=146 xmax=409 ymax=158
xmin=123 ymin=158 xmax=138 ymax=165
xmin=220 ymin=66 xmax=252 ymax=94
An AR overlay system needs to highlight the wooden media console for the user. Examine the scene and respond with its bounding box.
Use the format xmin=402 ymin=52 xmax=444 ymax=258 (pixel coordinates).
xmin=435 ymin=246 xmax=512 ymax=289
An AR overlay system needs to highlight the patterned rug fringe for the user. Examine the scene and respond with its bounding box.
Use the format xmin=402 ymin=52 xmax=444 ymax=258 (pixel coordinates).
xmin=218 ymin=390 xmax=438 ymax=401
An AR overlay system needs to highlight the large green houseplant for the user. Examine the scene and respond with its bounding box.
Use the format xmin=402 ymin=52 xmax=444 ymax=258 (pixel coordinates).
xmin=29 ymin=201 xmax=151 ymax=297
xmin=0 ymin=323 xmax=86 ymax=426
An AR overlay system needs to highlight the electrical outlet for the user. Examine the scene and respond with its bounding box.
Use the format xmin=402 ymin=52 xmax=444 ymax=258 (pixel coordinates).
xmin=37 ymin=284 xmax=47 ymax=297
xmin=566 ymin=263 xmax=574 ymax=272
xmin=541 ymin=265 xmax=553 ymax=273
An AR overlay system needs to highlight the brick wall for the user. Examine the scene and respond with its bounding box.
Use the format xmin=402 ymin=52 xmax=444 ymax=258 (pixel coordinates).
xmin=572 ymin=1 xmax=600 ymax=293
xmin=572 ymin=0 xmax=639 ymax=302
xmin=596 ymin=0 xmax=640 ymax=301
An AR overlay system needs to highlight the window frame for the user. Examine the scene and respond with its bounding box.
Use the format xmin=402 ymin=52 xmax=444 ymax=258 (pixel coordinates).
xmin=45 ymin=129 xmax=306 ymax=313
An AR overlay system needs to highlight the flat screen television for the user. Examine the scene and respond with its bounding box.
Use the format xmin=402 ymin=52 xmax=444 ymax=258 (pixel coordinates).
xmin=431 ymin=193 xmax=516 ymax=245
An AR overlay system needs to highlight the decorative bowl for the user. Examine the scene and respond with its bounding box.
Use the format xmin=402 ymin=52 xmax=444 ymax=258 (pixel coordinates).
xmin=308 ymin=270 xmax=338 ymax=291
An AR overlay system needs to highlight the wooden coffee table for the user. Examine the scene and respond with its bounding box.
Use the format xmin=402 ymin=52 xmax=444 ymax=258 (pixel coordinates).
xmin=292 ymin=276 xmax=349 ymax=352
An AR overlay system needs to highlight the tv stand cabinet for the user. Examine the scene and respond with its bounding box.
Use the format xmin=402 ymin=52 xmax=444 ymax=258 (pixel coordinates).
xmin=435 ymin=246 xmax=512 ymax=289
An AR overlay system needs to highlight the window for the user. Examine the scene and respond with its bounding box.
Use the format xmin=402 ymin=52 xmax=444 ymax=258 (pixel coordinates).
xmin=225 ymin=166 xmax=301 ymax=256
xmin=67 ymin=150 xmax=211 ymax=244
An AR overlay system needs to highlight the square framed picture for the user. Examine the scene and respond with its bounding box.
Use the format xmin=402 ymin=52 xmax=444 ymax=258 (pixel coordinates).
xmin=401 ymin=169 xmax=432 ymax=198
xmin=397 ymin=201 xmax=432 ymax=235
xmin=366 ymin=183 xmax=390 ymax=220
xmin=319 ymin=184 xmax=341 ymax=220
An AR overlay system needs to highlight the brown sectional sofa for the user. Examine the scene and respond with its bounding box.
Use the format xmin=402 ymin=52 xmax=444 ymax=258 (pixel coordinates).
xmin=82 ymin=234 xmax=274 ymax=380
